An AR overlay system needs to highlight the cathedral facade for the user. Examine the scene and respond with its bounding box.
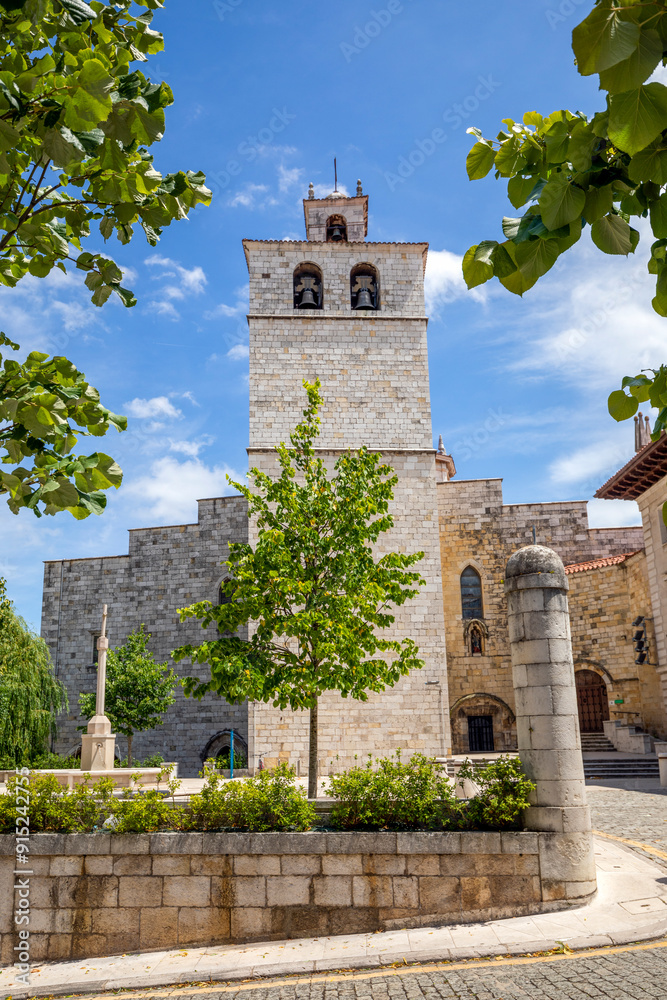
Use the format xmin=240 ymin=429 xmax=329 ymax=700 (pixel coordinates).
xmin=41 ymin=186 xmax=667 ymax=775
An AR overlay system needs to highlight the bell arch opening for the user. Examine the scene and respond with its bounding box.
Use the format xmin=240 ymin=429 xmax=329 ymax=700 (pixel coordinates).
xmin=293 ymin=263 xmax=323 ymax=310
xmin=326 ymin=214 xmax=347 ymax=242
xmin=350 ymin=263 xmax=380 ymax=311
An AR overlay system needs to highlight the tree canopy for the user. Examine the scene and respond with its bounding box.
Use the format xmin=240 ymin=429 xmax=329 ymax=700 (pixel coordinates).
xmin=462 ymin=0 xmax=667 ymax=436
xmin=0 ymin=0 xmax=210 ymax=516
xmin=173 ymin=381 xmax=426 ymax=797
xmin=79 ymin=623 xmax=178 ymax=764
xmin=0 ymin=576 xmax=68 ymax=765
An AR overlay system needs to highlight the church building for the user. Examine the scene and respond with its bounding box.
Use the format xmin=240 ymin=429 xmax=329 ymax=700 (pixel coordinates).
xmin=41 ymin=184 xmax=667 ymax=774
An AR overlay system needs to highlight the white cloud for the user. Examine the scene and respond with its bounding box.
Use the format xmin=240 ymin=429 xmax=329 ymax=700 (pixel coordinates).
xmin=205 ymin=284 xmax=249 ymax=320
xmin=227 ymin=344 xmax=249 ymax=360
xmin=278 ymin=165 xmax=304 ymax=193
xmin=587 ymin=498 xmax=642 ymax=529
xmin=227 ymin=183 xmax=277 ymax=209
xmin=549 ymin=438 xmax=631 ymax=486
xmin=168 ymin=435 xmax=213 ymax=458
xmin=123 ymin=456 xmax=242 ymax=523
xmin=124 ymin=396 xmax=183 ymax=420
xmin=425 ymin=249 xmax=486 ymax=317
xmin=144 ymin=255 xmax=207 ymax=319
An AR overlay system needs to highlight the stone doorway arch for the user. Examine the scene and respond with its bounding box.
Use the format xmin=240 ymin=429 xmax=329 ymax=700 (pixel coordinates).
xmin=575 ymin=669 xmax=610 ymax=733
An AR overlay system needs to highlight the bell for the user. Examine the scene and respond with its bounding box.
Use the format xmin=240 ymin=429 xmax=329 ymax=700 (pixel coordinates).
xmin=354 ymin=287 xmax=374 ymax=309
xmin=330 ymin=225 xmax=346 ymax=241
xmin=298 ymin=286 xmax=318 ymax=308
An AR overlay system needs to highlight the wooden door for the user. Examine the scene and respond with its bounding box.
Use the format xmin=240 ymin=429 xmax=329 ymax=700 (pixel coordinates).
xmin=575 ymin=670 xmax=609 ymax=733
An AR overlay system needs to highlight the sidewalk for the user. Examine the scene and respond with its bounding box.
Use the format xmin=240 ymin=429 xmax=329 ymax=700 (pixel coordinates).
xmin=2 ymin=836 xmax=666 ymax=998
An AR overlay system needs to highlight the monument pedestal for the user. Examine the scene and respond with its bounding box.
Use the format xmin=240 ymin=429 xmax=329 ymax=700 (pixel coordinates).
xmin=80 ymin=715 xmax=116 ymax=770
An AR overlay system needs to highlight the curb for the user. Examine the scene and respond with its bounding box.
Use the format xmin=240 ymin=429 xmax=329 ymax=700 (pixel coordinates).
xmin=3 ymin=922 xmax=667 ymax=999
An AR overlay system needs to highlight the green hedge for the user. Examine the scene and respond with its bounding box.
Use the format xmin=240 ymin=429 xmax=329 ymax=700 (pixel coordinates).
xmin=0 ymin=755 xmax=534 ymax=834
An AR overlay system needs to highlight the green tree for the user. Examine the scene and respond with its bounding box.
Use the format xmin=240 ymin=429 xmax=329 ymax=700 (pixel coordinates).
xmin=79 ymin=624 xmax=178 ymax=764
xmin=462 ymin=1 xmax=667 ymax=436
xmin=0 ymin=0 xmax=210 ymax=516
xmin=0 ymin=576 xmax=68 ymax=765
xmin=173 ymin=380 xmax=426 ymax=799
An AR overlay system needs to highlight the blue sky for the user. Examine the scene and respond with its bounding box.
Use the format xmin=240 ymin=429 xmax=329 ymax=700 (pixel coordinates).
xmin=2 ymin=0 xmax=658 ymax=629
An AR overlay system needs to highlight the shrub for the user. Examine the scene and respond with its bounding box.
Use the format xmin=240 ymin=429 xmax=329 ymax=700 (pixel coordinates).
xmin=456 ymin=755 xmax=535 ymax=830
xmin=187 ymin=761 xmax=315 ymax=832
xmin=30 ymin=752 xmax=79 ymax=769
xmin=0 ymin=773 xmax=116 ymax=833
xmin=114 ymin=753 xmax=166 ymax=768
xmin=326 ymin=751 xmax=460 ymax=830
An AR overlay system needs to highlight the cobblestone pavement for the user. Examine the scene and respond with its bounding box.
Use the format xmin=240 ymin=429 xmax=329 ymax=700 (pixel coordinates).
xmin=74 ymin=944 xmax=667 ymax=1000
xmin=587 ymin=786 xmax=667 ymax=862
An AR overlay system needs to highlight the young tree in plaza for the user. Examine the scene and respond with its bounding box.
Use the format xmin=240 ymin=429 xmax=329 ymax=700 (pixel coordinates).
xmin=173 ymin=380 xmax=426 ymax=799
xmin=0 ymin=576 xmax=68 ymax=764
xmin=462 ymin=1 xmax=667 ymax=437
xmin=0 ymin=0 xmax=210 ymax=517
xmin=79 ymin=624 xmax=178 ymax=765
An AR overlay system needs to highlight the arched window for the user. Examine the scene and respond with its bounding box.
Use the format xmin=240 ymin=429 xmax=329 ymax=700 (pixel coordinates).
xmin=350 ymin=263 xmax=379 ymax=311
xmin=326 ymin=214 xmax=347 ymax=242
xmin=293 ymin=263 xmax=323 ymax=310
xmin=460 ymin=566 xmax=483 ymax=619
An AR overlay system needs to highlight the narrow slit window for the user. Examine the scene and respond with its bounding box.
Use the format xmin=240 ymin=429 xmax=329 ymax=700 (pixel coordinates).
xmin=460 ymin=566 xmax=483 ymax=620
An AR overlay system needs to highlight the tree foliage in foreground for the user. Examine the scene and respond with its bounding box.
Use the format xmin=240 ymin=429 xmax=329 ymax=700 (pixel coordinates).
xmin=79 ymin=624 xmax=178 ymax=765
xmin=173 ymin=380 xmax=426 ymax=798
xmin=462 ymin=1 xmax=667 ymax=434
xmin=0 ymin=333 xmax=125 ymax=516
xmin=0 ymin=577 xmax=68 ymax=766
xmin=0 ymin=0 xmax=210 ymax=516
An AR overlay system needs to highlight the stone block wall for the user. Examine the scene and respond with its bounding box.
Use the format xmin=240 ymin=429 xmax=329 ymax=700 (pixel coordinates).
xmin=41 ymin=497 xmax=250 ymax=776
xmin=438 ymin=478 xmax=646 ymax=753
xmin=0 ymin=830 xmax=594 ymax=964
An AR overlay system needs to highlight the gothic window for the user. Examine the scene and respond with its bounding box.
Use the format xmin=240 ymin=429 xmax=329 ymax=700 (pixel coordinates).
xmin=350 ymin=263 xmax=379 ymax=311
xmin=293 ymin=263 xmax=323 ymax=310
xmin=460 ymin=566 xmax=483 ymax=620
xmin=326 ymin=214 xmax=347 ymax=242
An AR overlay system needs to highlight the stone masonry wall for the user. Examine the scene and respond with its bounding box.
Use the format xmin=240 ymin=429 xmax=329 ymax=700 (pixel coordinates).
xmin=567 ymin=554 xmax=667 ymax=740
xmin=0 ymin=829 xmax=588 ymax=964
xmin=438 ymin=478 xmax=646 ymax=753
xmin=41 ymin=497 xmax=250 ymax=776
xmin=245 ymin=240 xmax=431 ymax=451
xmin=636 ymin=480 xmax=667 ymax=728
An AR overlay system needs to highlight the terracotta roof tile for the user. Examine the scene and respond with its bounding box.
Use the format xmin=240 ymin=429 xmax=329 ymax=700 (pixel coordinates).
xmin=564 ymin=550 xmax=643 ymax=575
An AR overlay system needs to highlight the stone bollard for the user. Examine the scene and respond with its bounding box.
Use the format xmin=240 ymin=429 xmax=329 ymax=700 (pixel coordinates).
xmin=505 ymin=545 xmax=597 ymax=902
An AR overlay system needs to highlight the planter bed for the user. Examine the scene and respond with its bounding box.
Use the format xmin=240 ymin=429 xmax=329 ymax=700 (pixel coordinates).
xmin=0 ymin=829 xmax=596 ymax=963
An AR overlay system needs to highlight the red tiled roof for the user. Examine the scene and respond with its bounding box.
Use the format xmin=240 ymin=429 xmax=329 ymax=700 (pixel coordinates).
xmin=595 ymin=432 xmax=667 ymax=500
xmin=564 ymin=550 xmax=643 ymax=575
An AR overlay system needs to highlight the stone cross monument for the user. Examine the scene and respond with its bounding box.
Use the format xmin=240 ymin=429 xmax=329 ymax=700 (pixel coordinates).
xmin=80 ymin=604 xmax=116 ymax=770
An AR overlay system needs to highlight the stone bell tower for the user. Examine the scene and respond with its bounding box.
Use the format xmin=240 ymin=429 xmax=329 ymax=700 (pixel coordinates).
xmin=242 ymin=179 xmax=451 ymax=772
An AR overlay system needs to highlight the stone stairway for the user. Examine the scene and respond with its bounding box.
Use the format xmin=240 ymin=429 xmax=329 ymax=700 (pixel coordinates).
xmin=580 ymin=733 xmax=617 ymax=752
xmin=583 ymin=757 xmax=660 ymax=779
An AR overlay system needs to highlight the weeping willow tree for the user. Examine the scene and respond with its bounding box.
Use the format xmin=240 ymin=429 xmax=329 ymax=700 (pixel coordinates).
xmin=0 ymin=578 xmax=67 ymax=765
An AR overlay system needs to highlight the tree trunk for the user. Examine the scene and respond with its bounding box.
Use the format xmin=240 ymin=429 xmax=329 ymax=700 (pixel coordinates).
xmin=127 ymin=732 xmax=133 ymax=767
xmin=308 ymin=700 xmax=318 ymax=799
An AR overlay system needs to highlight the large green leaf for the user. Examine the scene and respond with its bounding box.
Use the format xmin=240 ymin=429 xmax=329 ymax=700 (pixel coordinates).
xmin=498 ymin=238 xmax=561 ymax=296
xmin=466 ymin=141 xmax=496 ymax=180
xmin=539 ymin=174 xmax=586 ymax=230
xmin=591 ymin=213 xmax=638 ymax=254
xmin=573 ymin=4 xmax=641 ymax=76
xmin=599 ymin=27 xmax=662 ymax=93
xmin=608 ymin=389 xmax=639 ymax=421
xmin=650 ymin=192 xmax=667 ymax=239
xmin=628 ymin=139 xmax=667 ymax=184
xmin=507 ymin=172 xmax=538 ymax=209
xmin=462 ymin=242 xmax=494 ymax=289
xmin=608 ymin=83 xmax=667 ymax=156
xmin=64 ymin=58 xmax=114 ymax=129
xmin=583 ymin=184 xmax=614 ymax=223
